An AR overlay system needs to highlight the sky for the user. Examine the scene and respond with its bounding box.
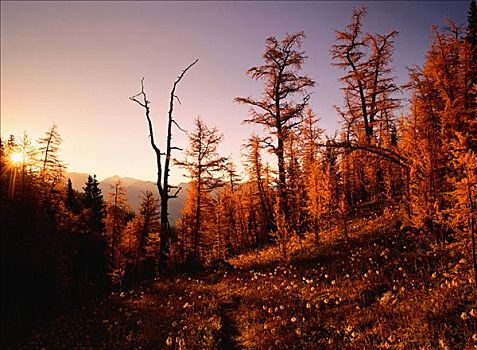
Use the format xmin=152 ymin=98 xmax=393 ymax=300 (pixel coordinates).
xmin=1 ymin=1 xmax=469 ymax=184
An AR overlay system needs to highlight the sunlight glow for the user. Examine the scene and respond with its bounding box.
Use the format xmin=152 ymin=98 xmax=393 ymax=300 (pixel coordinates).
xmin=10 ymin=151 xmax=22 ymax=165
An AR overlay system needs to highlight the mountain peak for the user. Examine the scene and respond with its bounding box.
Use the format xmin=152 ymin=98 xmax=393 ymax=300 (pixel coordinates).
xmin=101 ymin=175 xmax=147 ymax=188
xmin=66 ymin=172 xmax=188 ymax=223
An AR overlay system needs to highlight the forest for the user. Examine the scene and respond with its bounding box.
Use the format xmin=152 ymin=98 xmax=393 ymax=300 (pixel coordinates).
xmin=1 ymin=3 xmax=476 ymax=349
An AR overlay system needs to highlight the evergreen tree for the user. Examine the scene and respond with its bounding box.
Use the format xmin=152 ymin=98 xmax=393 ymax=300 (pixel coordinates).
xmin=467 ymin=0 xmax=477 ymax=103
xmin=82 ymin=175 xmax=105 ymax=235
xmin=468 ymin=1 xmax=477 ymax=56
xmin=66 ymin=178 xmax=80 ymax=214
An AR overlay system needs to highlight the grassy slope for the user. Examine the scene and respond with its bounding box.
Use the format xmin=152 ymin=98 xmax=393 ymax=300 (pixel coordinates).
xmin=9 ymin=216 xmax=477 ymax=350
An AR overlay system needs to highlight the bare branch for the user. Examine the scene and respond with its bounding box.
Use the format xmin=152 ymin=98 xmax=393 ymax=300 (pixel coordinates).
xmin=317 ymin=140 xmax=408 ymax=169
xmin=172 ymin=120 xmax=188 ymax=134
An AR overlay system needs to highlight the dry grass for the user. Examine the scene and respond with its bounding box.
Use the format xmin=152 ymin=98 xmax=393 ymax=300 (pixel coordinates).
xmin=9 ymin=215 xmax=477 ymax=349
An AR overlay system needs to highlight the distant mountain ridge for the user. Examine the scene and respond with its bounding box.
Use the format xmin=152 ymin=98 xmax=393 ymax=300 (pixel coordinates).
xmin=66 ymin=172 xmax=188 ymax=224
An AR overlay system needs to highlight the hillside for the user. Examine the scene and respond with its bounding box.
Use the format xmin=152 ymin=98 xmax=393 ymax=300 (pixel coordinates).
xmin=9 ymin=215 xmax=477 ymax=349
xmin=66 ymin=173 xmax=188 ymax=223
xmin=2 ymin=3 xmax=475 ymax=349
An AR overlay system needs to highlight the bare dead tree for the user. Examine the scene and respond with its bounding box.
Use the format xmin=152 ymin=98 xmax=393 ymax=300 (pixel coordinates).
xmin=130 ymin=59 xmax=198 ymax=272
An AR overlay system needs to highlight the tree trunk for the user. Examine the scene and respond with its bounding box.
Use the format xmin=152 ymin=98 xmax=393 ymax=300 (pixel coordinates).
xmin=468 ymin=177 xmax=477 ymax=289
xmin=277 ymin=133 xmax=288 ymax=221
xmin=130 ymin=59 xmax=198 ymax=275
xmin=194 ymin=178 xmax=202 ymax=263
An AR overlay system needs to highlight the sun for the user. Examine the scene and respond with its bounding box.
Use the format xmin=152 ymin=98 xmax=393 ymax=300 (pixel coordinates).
xmin=10 ymin=151 xmax=23 ymax=165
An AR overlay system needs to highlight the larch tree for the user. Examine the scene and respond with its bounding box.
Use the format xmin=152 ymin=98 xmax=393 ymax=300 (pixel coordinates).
xmin=38 ymin=124 xmax=62 ymax=171
xmin=298 ymin=109 xmax=324 ymax=241
xmin=120 ymin=192 xmax=160 ymax=268
xmin=401 ymin=22 xmax=476 ymax=239
xmin=130 ymin=59 xmax=198 ymax=272
xmin=219 ymin=162 xmax=244 ymax=255
xmin=331 ymin=7 xmax=400 ymax=145
xmin=330 ymin=6 xmax=405 ymax=221
xmin=284 ymin=130 xmax=308 ymax=236
xmin=446 ymin=131 xmax=477 ymax=287
xmin=243 ymin=133 xmax=274 ymax=241
xmin=235 ymin=31 xmax=315 ymax=222
xmin=121 ymin=217 xmax=142 ymax=266
xmin=176 ymin=116 xmax=227 ymax=264
xmin=37 ymin=124 xmax=66 ymax=212
xmin=138 ymin=190 xmax=161 ymax=257
xmin=105 ymin=181 xmax=129 ymax=269
xmin=399 ymin=22 xmax=477 ymax=285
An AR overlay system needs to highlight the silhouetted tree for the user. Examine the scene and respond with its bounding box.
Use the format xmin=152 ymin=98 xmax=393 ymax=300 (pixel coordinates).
xmin=331 ymin=7 xmax=399 ymax=145
xmin=130 ymin=59 xmax=198 ymax=272
xmin=37 ymin=124 xmax=66 ymax=214
xmin=66 ymin=178 xmax=80 ymax=214
xmin=82 ymin=175 xmax=105 ymax=236
xmin=236 ymin=32 xmax=315 ymax=222
xmin=468 ymin=0 xmax=477 ymax=86
xmin=330 ymin=6 xmax=405 ymax=219
xmin=469 ymin=1 xmax=477 ymax=43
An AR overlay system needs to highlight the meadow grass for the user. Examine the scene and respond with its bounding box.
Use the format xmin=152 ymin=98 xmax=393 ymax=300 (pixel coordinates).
xmin=11 ymin=215 xmax=477 ymax=349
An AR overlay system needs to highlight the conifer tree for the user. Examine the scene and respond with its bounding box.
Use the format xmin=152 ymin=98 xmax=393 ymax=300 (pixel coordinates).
xmin=138 ymin=190 xmax=160 ymax=256
xmin=37 ymin=124 xmax=66 ymax=212
xmin=218 ymin=162 xmax=244 ymax=255
xmin=82 ymin=175 xmax=105 ymax=236
xmin=285 ymin=131 xmax=308 ymax=235
xmin=105 ymin=181 xmax=129 ymax=268
xmin=176 ymin=117 xmax=227 ymax=264
xmin=244 ymin=134 xmax=274 ymax=240
xmin=468 ymin=0 xmax=477 ymax=87
xmin=236 ymin=31 xmax=315 ymax=222
xmin=469 ymin=0 xmax=477 ymax=41
xmin=121 ymin=217 xmax=142 ymax=265
xmin=401 ymin=21 xmax=475 ymax=239
xmin=330 ymin=6 xmax=404 ymax=218
xmin=66 ymin=178 xmax=80 ymax=214
xmin=331 ymin=7 xmax=399 ymax=145
xmin=298 ymin=110 xmax=325 ymax=240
